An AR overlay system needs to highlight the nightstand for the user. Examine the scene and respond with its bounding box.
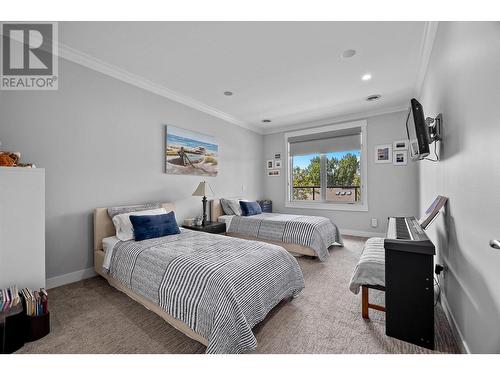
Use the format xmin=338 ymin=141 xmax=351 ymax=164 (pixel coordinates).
xmin=182 ymin=221 xmax=226 ymax=235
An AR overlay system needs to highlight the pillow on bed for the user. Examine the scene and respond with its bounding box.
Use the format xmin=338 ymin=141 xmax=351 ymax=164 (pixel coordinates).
xmin=227 ymin=199 xmax=242 ymax=216
xmin=107 ymin=202 xmax=162 ymax=219
xmin=220 ymin=198 xmax=235 ymax=215
xmin=221 ymin=198 xmax=242 ymax=216
xmin=130 ymin=211 xmax=181 ymax=241
xmin=112 ymin=208 xmax=166 ymax=241
xmin=239 ymin=200 xmax=262 ymax=216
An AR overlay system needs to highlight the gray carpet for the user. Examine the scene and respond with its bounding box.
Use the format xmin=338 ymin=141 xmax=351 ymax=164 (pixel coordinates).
xmin=18 ymin=236 xmax=461 ymax=354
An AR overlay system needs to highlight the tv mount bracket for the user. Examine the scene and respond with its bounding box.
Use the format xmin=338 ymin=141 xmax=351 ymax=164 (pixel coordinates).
xmin=425 ymin=113 xmax=443 ymax=143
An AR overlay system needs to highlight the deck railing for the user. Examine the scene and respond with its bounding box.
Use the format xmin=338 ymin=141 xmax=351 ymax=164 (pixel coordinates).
xmin=292 ymin=185 xmax=360 ymax=201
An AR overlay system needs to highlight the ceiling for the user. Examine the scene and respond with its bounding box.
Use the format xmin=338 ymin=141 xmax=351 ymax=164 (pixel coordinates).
xmin=59 ymin=22 xmax=434 ymax=134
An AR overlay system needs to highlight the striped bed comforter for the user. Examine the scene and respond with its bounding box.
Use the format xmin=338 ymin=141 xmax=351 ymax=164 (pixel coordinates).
xmin=348 ymin=237 xmax=385 ymax=294
xmin=108 ymin=229 xmax=305 ymax=354
xmin=227 ymin=213 xmax=343 ymax=261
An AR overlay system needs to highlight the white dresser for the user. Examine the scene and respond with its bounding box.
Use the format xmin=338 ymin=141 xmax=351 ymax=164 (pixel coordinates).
xmin=0 ymin=167 xmax=45 ymax=290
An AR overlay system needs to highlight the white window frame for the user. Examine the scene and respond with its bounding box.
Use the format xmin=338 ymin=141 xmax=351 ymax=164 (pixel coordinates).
xmin=285 ymin=120 xmax=368 ymax=212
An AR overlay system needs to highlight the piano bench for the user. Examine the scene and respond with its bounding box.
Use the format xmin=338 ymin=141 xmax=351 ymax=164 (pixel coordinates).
xmin=348 ymin=237 xmax=386 ymax=319
xmin=361 ymin=285 xmax=386 ymax=319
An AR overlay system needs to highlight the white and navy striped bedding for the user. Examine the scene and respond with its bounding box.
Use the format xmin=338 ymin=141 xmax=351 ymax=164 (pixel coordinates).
xmin=108 ymin=229 xmax=304 ymax=354
xmin=348 ymin=237 xmax=385 ymax=294
xmin=227 ymin=213 xmax=343 ymax=261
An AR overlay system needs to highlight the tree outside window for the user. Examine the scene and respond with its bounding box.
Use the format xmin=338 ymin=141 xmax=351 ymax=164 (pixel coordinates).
xmin=292 ymin=150 xmax=361 ymax=202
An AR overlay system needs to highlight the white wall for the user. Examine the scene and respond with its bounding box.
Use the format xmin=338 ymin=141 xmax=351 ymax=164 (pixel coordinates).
xmin=0 ymin=59 xmax=264 ymax=281
xmin=418 ymin=22 xmax=500 ymax=353
xmin=263 ymin=111 xmax=419 ymax=235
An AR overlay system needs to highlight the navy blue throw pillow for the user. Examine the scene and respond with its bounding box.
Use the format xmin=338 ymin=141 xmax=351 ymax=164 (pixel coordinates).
xmin=239 ymin=201 xmax=262 ymax=216
xmin=130 ymin=211 xmax=180 ymax=241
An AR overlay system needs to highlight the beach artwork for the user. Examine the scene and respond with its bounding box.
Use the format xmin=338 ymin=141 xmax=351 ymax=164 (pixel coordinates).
xmin=165 ymin=125 xmax=219 ymax=176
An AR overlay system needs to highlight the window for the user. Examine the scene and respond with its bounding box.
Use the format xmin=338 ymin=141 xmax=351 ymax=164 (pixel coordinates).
xmin=291 ymin=153 xmax=320 ymax=201
xmin=325 ymin=151 xmax=361 ymax=203
xmin=285 ymin=120 xmax=367 ymax=211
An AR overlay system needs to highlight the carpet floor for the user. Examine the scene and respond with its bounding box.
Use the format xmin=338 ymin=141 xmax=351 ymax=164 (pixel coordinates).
xmin=17 ymin=235 xmax=461 ymax=354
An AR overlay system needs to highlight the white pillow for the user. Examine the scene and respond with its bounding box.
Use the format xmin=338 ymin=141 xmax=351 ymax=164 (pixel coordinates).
xmin=112 ymin=208 xmax=167 ymax=241
xmin=227 ymin=199 xmax=242 ymax=216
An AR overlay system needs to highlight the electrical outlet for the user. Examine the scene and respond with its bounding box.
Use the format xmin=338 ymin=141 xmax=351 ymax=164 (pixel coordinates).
xmin=371 ymin=218 xmax=378 ymax=228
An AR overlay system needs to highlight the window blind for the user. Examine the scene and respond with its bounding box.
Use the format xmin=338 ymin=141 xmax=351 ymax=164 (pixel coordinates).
xmin=289 ymin=126 xmax=362 ymax=156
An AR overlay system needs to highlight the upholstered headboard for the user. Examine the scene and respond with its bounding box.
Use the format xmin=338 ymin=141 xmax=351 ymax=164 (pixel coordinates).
xmin=93 ymin=203 xmax=176 ymax=251
xmin=210 ymin=199 xmax=224 ymax=222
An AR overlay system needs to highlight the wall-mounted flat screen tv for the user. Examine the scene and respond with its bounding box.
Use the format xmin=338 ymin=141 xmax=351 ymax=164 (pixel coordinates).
xmin=406 ymin=98 xmax=430 ymax=160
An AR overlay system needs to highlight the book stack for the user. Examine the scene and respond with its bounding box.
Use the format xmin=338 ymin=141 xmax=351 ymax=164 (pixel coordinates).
xmin=0 ymin=286 xmax=21 ymax=311
xmin=21 ymin=288 xmax=48 ymax=316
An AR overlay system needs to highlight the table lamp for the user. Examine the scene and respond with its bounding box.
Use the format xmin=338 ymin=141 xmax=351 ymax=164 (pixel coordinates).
xmin=192 ymin=181 xmax=214 ymax=225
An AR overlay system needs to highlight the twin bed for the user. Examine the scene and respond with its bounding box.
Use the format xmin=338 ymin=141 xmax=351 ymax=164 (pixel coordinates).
xmin=211 ymin=199 xmax=343 ymax=261
xmin=94 ymin=201 xmax=343 ymax=353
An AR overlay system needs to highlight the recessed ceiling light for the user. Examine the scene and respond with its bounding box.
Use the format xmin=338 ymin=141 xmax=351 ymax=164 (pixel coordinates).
xmin=223 ymin=91 xmax=233 ymax=96
xmin=262 ymin=119 xmax=271 ymax=123
xmin=365 ymin=94 xmax=382 ymax=102
xmin=341 ymin=49 xmax=356 ymax=59
xmin=362 ymin=73 xmax=372 ymax=81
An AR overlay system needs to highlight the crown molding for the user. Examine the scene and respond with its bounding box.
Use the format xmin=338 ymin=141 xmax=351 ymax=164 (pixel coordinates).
xmin=57 ymin=42 xmax=262 ymax=134
xmin=261 ymin=104 xmax=408 ymax=135
xmin=414 ymin=21 xmax=439 ymax=98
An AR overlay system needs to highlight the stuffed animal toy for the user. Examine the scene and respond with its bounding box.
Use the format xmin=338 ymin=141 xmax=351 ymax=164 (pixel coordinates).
xmin=0 ymin=152 xmax=21 ymax=167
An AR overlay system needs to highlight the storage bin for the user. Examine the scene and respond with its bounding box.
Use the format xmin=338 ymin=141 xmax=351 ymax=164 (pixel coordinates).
xmin=24 ymin=312 xmax=50 ymax=342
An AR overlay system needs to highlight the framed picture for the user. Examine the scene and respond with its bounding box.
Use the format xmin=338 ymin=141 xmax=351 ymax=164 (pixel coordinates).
xmin=165 ymin=125 xmax=218 ymax=176
xmin=267 ymin=169 xmax=280 ymax=177
xmin=375 ymin=144 xmax=392 ymax=164
xmin=274 ymin=153 xmax=281 ymax=160
xmin=274 ymin=160 xmax=282 ymax=168
xmin=393 ymin=150 xmax=408 ymax=166
xmin=393 ymin=139 xmax=409 ymax=151
xmin=267 ymin=160 xmax=274 ymax=169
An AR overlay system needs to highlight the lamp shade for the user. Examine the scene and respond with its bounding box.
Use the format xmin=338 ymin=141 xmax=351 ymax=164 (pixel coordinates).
xmin=192 ymin=181 xmax=214 ymax=197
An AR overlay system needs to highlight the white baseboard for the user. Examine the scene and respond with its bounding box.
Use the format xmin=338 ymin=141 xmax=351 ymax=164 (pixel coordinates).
xmin=46 ymin=267 xmax=96 ymax=290
xmin=341 ymin=229 xmax=385 ymax=238
xmin=440 ymin=292 xmax=471 ymax=354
